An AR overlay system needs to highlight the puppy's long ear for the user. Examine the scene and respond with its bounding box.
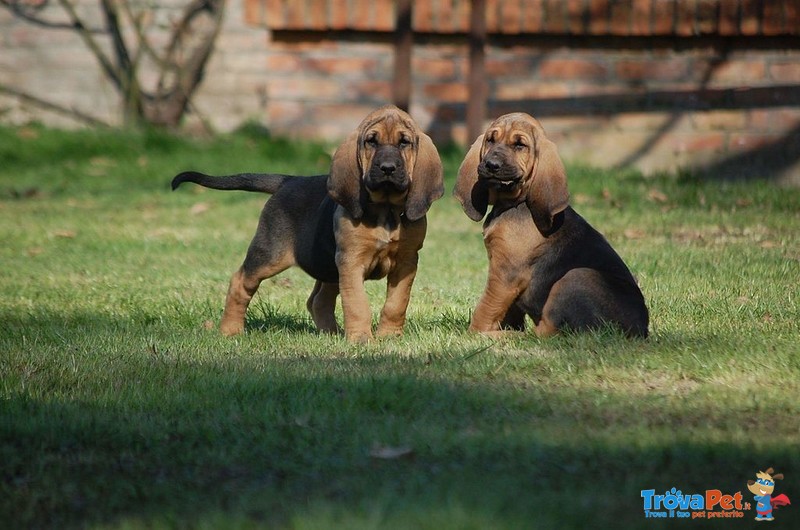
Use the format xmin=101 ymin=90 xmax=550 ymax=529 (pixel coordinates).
xmin=527 ymin=133 xmax=569 ymax=235
xmin=404 ymin=132 xmax=444 ymax=221
xmin=328 ymin=130 xmax=364 ymax=219
xmin=453 ymin=134 xmax=489 ymax=221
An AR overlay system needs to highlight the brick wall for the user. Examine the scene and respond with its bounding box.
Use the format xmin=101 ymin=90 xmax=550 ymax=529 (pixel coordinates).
xmin=248 ymin=0 xmax=800 ymax=183
xmin=0 ymin=0 xmax=272 ymax=131
xmin=2 ymin=1 xmax=800 ymax=183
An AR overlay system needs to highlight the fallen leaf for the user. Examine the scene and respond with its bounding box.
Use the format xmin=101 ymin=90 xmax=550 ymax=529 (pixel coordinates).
xmin=190 ymin=202 xmax=210 ymax=215
xmin=27 ymin=247 xmax=44 ymax=257
xmin=573 ymin=193 xmax=592 ymax=205
xmin=624 ymin=228 xmax=646 ymax=239
xmin=369 ymin=445 xmax=414 ymax=460
xmin=17 ymin=127 xmax=39 ymax=140
xmin=760 ymin=240 xmax=780 ymax=249
xmin=647 ymin=189 xmax=669 ymax=203
xmin=54 ymin=230 xmax=77 ymax=238
xmin=203 ymin=320 xmax=215 ymax=330
xmin=735 ymin=198 xmax=753 ymax=208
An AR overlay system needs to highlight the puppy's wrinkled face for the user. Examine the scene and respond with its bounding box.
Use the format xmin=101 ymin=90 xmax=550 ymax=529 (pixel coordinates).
xmin=359 ymin=113 xmax=417 ymax=205
xmin=478 ymin=114 xmax=537 ymax=203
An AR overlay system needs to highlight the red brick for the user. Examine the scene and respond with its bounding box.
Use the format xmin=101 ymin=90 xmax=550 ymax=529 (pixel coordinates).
xmin=501 ymin=0 xmax=523 ymax=34
xmin=267 ymin=100 xmax=306 ymax=124
xmin=413 ymin=56 xmax=459 ymax=79
xmin=588 ymin=0 xmax=609 ymax=35
xmin=243 ymin=0 xmax=262 ymax=26
xmin=423 ymin=82 xmax=469 ymax=102
xmin=696 ymin=0 xmax=719 ymax=35
xmin=485 ymin=0 xmax=500 ymax=33
xmin=540 ymin=58 xmax=608 ymax=80
xmin=267 ymin=78 xmax=342 ymax=100
xmin=729 ymin=133 xmax=784 ymax=152
xmin=567 ymin=0 xmax=587 ymax=34
xmin=608 ymin=0 xmax=632 ymax=35
xmin=414 ymin=0 xmax=433 ymax=32
xmin=284 ymin=0 xmax=307 ymax=28
xmin=307 ymin=0 xmax=330 ymax=28
xmin=611 ymin=112 xmax=693 ymax=132
xmin=371 ymin=0 xmax=395 ymax=31
xmin=690 ymin=110 xmax=748 ymax=131
xmin=651 ymin=0 xmax=675 ymax=34
xmin=305 ymin=56 xmax=379 ymax=75
xmin=672 ymin=132 xmax=726 ymax=154
xmin=616 ymin=59 xmax=689 ymax=82
xmin=739 ymin=0 xmax=761 ymax=35
xmin=265 ymin=0 xmax=286 ymax=29
xmin=762 ymin=1 xmax=784 ymax=35
xmin=630 ymin=0 xmax=652 ymax=36
xmin=451 ymin=0 xmax=471 ymax=32
xmin=522 ymin=0 xmax=546 ymax=33
xmin=329 ymin=0 xmax=348 ymax=30
xmin=544 ymin=0 xmax=566 ymax=33
xmin=769 ymin=61 xmax=800 ymax=83
xmin=436 ymin=0 xmax=456 ymax=33
xmin=485 ymin=56 xmax=536 ymax=76
xmin=265 ymin=53 xmax=302 ymax=71
xmin=786 ymin=0 xmax=800 ymax=35
xmin=709 ymin=60 xmax=767 ymax=86
xmin=494 ymin=81 xmax=571 ymax=100
xmin=718 ymin=0 xmax=740 ymax=35
xmin=748 ymin=108 xmax=800 ymax=132
xmin=675 ymin=0 xmax=696 ymax=36
xmin=351 ymin=80 xmax=393 ymax=101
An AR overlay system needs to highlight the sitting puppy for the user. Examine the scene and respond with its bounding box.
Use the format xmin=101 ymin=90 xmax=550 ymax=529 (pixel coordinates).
xmin=172 ymin=105 xmax=444 ymax=342
xmin=453 ymin=112 xmax=649 ymax=338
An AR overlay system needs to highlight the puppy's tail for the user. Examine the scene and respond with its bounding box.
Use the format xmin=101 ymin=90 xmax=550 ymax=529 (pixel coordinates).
xmin=171 ymin=171 xmax=293 ymax=194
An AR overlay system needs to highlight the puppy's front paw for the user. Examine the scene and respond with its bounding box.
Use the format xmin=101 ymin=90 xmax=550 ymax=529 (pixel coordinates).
xmin=220 ymin=319 xmax=244 ymax=336
xmin=376 ymin=326 xmax=403 ymax=339
xmin=345 ymin=330 xmax=374 ymax=344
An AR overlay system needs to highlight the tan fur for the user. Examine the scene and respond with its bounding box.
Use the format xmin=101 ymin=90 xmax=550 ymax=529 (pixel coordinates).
xmin=454 ymin=112 xmax=649 ymax=338
xmin=213 ymin=105 xmax=444 ymax=342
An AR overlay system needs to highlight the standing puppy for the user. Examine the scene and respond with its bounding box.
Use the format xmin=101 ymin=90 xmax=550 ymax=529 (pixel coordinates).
xmin=172 ymin=105 xmax=444 ymax=342
xmin=453 ymin=113 xmax=648 ymax=338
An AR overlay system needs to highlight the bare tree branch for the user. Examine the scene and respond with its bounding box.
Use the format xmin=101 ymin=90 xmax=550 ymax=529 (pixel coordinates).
xmin=0 ymin=0 xmax=103 ymax=32
xmin=55 ymin=0 xmax=122 ymax=90
xmin=4 ymin=0 xmax=226 ymax=128
xmin=0 ymin=82 xmax=109 ymax=126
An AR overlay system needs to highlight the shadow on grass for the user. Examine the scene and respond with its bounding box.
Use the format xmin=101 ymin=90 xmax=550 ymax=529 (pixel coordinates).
xmin=2 ymin=312 xmax=799 ymax=529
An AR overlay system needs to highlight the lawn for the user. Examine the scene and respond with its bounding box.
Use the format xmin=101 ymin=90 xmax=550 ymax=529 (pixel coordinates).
xmin=1 ymin=124 xmax=799 ymax=529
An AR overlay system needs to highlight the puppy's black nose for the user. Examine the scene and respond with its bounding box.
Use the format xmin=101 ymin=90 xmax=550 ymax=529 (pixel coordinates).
xmin=484 ymin=158 xmax=501 ymax=172
xmin=380 ymin=162 xmax=396 ymax=175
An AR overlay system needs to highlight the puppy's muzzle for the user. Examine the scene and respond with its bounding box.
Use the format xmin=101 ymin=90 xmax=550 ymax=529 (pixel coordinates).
xmin=478 ymin=156 xmax=520 ymax=190
xmin=367 ymin=157 xmax=410 ymax=194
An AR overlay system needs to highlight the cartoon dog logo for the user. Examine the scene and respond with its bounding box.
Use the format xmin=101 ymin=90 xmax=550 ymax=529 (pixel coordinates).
xmin=747 ymin=467 xmax=791 ymax=521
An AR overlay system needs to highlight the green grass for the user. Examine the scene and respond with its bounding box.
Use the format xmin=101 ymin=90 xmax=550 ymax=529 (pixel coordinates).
xmin=1 ymin=123 xmax=799 ymax=529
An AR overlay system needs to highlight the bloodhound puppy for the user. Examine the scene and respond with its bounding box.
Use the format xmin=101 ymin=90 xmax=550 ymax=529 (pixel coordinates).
xmin=453 ymin=112 xmax=649 ymax=338
xmin=172 ymin=105 xmax=444 ymax=342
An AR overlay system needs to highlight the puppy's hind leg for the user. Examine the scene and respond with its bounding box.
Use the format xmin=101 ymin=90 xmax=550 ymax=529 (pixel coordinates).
xmin=220 ymin=245 xmax=294 ymax=336
xmin=306 ymin=281 xmax=340 ymax=334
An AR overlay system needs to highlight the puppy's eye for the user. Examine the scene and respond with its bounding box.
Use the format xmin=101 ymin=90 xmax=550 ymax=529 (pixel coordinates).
xmin=398 ymin=137 xmax=412 ymax=148
xmin=513 ymin=140 xmax=527 ymax=151
xmin=365 ymin=136 xmax=379 ymax=147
